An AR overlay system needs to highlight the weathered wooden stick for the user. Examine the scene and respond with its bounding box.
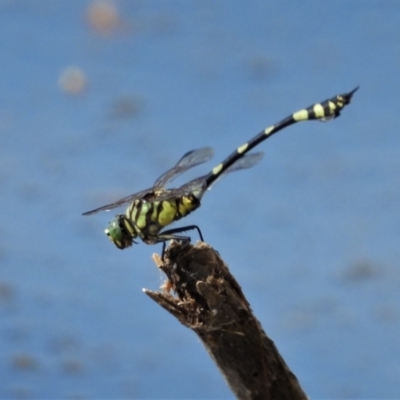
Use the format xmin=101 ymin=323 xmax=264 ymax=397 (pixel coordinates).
xmin=143 ymin=241 xmax=308 ymax=400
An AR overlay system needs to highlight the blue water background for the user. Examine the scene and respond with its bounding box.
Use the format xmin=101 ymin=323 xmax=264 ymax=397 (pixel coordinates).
xmin=0 ymin=1 xmax=399 ymax=398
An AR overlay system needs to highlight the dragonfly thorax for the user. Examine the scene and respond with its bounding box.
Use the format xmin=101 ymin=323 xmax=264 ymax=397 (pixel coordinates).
xmin=127 ymin=195 xmax=201 ymax=237
xmin=104 ymin=193 xmax=202 ymax=250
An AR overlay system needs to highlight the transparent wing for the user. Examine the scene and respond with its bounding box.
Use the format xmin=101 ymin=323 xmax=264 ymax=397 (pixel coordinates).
xmin=153 ymin=147 xmax=214 ymax=189
xmin=82 ymin=187 xmax=154 ymax=216
xmin=207 ymin=151 xmax=264 ymax=190
xmin=178 ymin=151 xmax=264 ymax=198
xmin=82 ymin=147 xmax=214 ymax=216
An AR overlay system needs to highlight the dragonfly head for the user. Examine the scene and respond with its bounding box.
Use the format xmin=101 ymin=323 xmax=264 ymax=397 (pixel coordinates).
xmin=105 ymin=215 xmax=135 ymax=249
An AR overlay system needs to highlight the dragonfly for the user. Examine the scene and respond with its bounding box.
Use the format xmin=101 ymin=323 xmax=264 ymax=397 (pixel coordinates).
xmin=83 ymin=87 xmax=358 ymax=254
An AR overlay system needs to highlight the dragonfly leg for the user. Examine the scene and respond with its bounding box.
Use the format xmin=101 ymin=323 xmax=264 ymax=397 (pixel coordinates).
xmin=160 ymin=234 xmax=190 ymax=260
xmin=158 ymin=225 xmax=204 ymax=259
xmin=160 ymin=225 xmax=204 ymax=242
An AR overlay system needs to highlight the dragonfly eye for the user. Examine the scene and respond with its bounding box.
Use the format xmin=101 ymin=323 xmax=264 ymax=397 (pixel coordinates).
xmin=105 ymin=216 xmax=133 ymax=249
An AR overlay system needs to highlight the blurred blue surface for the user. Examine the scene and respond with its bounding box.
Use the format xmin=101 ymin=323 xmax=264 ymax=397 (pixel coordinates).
xmin=0 ymin=0 xmax=399 ymax=398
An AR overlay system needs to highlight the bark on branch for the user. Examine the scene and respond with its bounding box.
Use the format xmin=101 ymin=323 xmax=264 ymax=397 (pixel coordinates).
xmin=143 ymin=241 xmax=308 ymax=400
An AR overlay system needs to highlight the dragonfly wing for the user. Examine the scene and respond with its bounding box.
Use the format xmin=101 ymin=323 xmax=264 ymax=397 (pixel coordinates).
xmin=175 ymin=152 xmax=264 ymax=199
xmin=82 ymin=187 xmax=154 ymax=216
xmin=153 ymin=147 xmax=214 ymax=189
xmin=83 ymin=148 xmax=214 ymax=216
xmin=175 ymin=175 xmax=209 ymax=199
xmin=207 ymin=152 xmax=264 ymax=190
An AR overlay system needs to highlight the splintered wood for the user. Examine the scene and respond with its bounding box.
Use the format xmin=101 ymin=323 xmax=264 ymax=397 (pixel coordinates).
xmin=144 ymin=242 xmax=308 ymax=400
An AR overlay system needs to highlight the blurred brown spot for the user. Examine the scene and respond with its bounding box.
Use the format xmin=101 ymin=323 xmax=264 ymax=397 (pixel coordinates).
xmin=9 ymin=386 xmax=32 ymax=399
xmin=246 ymin=56 xmax=276 ymax=81
xmin=58 ymin=66 xmax=87 ymax=95
xmin=374 ymin=304 xmax=398 ymax=322
xmin=5 ymin=325 xmax=31 ymax=342
xmin=0 ymin=281 xmax=14 ymax=303
xmin=281 ymin=309 xmax=315 ymax=332
xmin=61 ymin=359 xmax=84 ymax=375
xmin=48 ymin=335 xmax=80 ymax=354
xmin=17 ymin=182 xmax=42 ymax=202
xmin=87 ymin=0 xmax=122 ymax=35
xmin=342 ymin=260 xmax=380 ymax=282
xmin=11 ymin=353 xmax=38 ymax=371
xmin=110 ymin=95 xmax=141 ymax=119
